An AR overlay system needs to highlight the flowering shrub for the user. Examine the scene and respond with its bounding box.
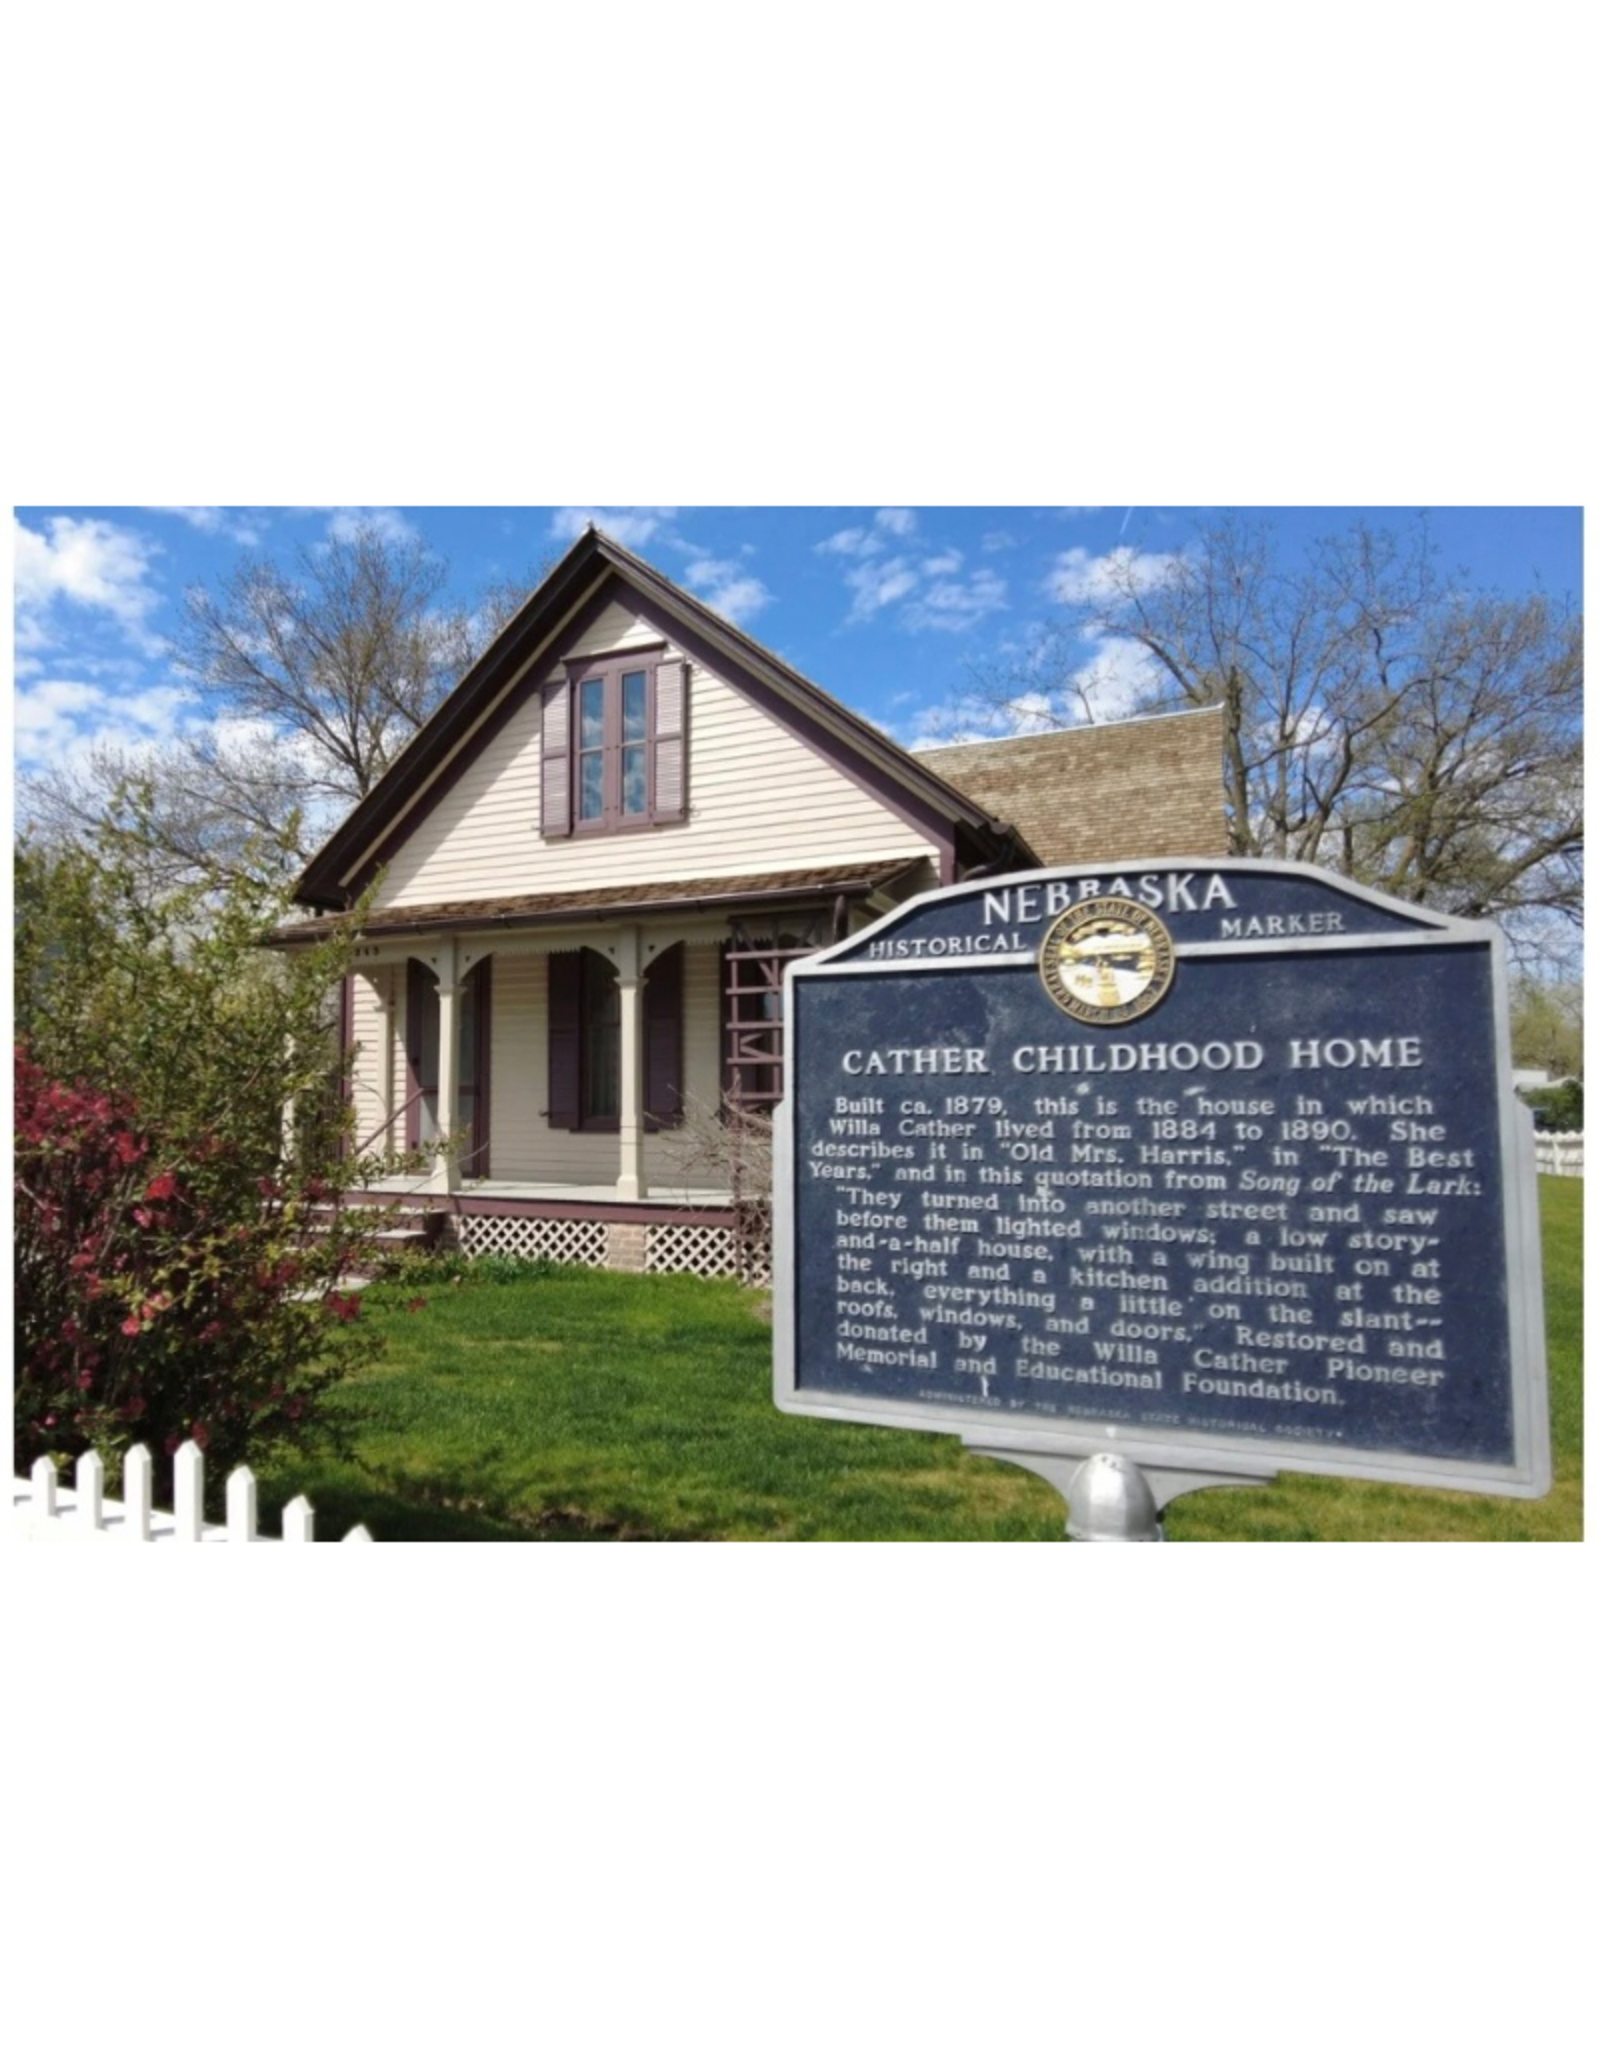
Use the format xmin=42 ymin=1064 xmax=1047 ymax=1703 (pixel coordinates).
xmin=13 ymin=835 xmax=412 ymax=1483
xmin=15 ymin=1046 xmax=380 ymax=1474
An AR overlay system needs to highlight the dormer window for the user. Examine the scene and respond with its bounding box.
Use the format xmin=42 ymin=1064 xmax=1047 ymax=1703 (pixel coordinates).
xmin=540 ymin=649 xmax=687 ymax=837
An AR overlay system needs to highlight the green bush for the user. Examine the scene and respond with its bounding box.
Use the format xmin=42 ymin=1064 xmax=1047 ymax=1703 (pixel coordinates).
xmin=14 ymin=834 xmax=396 ymax=1479
xmin=1523 ymin=1077 xmax=1583 ymax=1132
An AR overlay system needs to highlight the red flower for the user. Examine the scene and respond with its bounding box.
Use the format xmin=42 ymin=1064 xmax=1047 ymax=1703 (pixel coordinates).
xmin=324 ymin=1292 xmax=362 ymax=1322
xmin=132 ymin=1207 xmax=155 ymax=1228
xmin=120 ymin=1316 xmax=143 ymax=1337
xmin=200 ymin=1320 xmax=225 ymax=1342
xmin=192 ymin=1421 xmax=210 ymax=1451
xmin=145 ymin=1172 xmax=180 ymax=1202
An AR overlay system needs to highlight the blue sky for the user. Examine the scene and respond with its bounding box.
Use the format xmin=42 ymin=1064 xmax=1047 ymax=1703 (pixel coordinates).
xmin=12 ymin=504 xmax=1584 ymax=787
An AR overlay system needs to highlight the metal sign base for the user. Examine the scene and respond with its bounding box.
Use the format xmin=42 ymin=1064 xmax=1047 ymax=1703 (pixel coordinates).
xmin=962 ymin=1440 xmax=1273 ymax=1542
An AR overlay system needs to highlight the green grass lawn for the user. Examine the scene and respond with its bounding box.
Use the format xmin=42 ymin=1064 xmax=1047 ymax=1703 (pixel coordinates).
xmin=259 ymin=1177 xmax=1583 ymax=1542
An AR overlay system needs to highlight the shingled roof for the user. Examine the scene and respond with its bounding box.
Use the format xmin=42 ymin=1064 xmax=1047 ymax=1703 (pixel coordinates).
xmin=920 ymin=705 xmax=1229 ymax=867
xmin=268 ymin=859 xmax=927 ymax=946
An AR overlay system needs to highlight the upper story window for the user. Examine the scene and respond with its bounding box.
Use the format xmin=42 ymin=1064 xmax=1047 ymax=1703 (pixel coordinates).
xmin=540 ymin=648 xmax=687 ymax=838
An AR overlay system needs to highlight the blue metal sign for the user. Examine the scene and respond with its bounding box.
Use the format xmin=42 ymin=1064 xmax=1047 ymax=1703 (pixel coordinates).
xmin=773 ymin=860 xmax=1550 ymax=1499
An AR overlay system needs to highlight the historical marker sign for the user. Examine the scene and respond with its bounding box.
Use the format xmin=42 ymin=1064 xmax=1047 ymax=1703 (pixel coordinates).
xmin=773 ymin=859 xmax=1550 ymax=1500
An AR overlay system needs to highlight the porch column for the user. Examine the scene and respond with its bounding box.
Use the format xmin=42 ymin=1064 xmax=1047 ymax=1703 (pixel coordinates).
xmin=381 ymin=966 xmax=399 ymax=1160
xmin=615 ymin=927 xmax=648 ymax=1200
xmin=430 ymin=940 xmax=462 ymax=1194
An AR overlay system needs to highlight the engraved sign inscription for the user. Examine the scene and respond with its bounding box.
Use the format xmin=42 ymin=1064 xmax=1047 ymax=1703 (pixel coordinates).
xmin=773 ymin=860 xmax=1550 ymax=1500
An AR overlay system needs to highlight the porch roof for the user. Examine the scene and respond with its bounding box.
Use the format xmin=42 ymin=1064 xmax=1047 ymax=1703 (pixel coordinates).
xmin=268 ymin=857 xmax=926 ymax=947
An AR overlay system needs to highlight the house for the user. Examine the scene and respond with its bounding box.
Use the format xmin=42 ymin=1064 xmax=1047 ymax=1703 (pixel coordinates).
xmin=273 ymin=526 xmax=1227 ymax=1274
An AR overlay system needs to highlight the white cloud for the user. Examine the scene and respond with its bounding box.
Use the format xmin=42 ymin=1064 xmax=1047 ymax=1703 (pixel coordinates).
xmin=902 ymin=628 xmax=1165 ymax=750
xmin=325 ymin=507 xmax=419 ymax=546
xmin=15 ymin=514 xmax=167 ymax=657
xmin=821 ymin=512 xmax=1003 ymax=634
xmin=902 ymin=567 xmax=1008 ymax=634
xmin=13 ymin=673 xmax=200 ymax=771
xmin=146 ymin=506 xmax=265 ymax=545
xmin=1047 ymin=544 xmax=1183 ymax=606
xmin=681 ymin=554 xmax=772 ymax=627
xmin=843 ymin=556 xmax=921 ymax=621
xmin=815 ymin=506 xmax=920 ymax=561
xmin=907 ymin=689 xmax=1060 ymax=749
xmin=815 ymin=523 xmax=880 ymax=558
xmin=1064 ymin=632 xmax=1164 ymax=720
xmin=549 ymin=507 xmax=676 ymax=549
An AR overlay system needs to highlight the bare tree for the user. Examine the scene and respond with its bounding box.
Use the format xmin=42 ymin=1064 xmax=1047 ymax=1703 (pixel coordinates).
xmin=967 ymin=515 xmax=1582 ymax=960
xmin=172 ymin=525 xmax=473 ymax=802
xmin=20 ymin=525 xmax=556 ymax=887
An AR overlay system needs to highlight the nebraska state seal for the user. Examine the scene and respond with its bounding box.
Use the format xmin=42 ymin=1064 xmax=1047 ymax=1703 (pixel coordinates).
xmin=1039 ymin=895 xmax=1176 ymax=1025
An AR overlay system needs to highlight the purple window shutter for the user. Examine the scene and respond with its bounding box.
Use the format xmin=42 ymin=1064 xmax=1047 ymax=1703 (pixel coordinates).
xmin=541 ymin=681 xmax=572 ymax=838
xmin=644 ymin=942 xmax=684 ymax=1130
xmin=652 ymin=660 xmax=687 ymax=821
xmin=547 ymin=950 xmax=582 ymax=1129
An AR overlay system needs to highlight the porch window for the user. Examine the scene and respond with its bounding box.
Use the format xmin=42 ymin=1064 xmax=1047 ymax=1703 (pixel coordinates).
xmin=405 ymin=958 xmax=492 ymax=1173
xmin=539 ymin=652 xmax=687 ymax=837
xmin=547 ymin=943 xmax=684 ymax=1132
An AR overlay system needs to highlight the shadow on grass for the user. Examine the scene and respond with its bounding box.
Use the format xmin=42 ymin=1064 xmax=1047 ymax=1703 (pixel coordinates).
xmin=255 ymin=1461 xmax=698 ymax=1543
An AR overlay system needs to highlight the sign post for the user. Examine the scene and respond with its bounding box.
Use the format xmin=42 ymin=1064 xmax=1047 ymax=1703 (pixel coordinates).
xmin=773 ymin=859 xmax=1551 ymax=1536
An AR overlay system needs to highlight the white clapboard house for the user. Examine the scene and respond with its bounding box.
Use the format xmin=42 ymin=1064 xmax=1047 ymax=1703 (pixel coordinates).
xmin=274 ymin=526 xmax=1227 ymax=1273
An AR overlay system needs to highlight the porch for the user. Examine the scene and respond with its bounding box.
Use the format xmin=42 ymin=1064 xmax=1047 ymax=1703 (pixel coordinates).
xmin=275 ymin=862 xmax=925 ymax=1274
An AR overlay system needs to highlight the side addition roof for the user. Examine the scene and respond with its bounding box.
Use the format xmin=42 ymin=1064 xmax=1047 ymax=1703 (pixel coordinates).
xmin=919 ymin=704 xmax=1229 ymax=868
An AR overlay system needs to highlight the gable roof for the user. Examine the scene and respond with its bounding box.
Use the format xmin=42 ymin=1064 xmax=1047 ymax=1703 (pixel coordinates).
xmin=292 ymin=526 xmax=1027 ymax=908
xmin=920 ymin=705 xmax=1229 ymax=867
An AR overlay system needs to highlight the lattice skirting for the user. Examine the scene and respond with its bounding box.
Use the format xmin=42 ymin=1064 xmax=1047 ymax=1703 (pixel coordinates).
xmin=644 ymin=1222 xmax=737 ymax=1280
xmin=452 ymin=1211 xmax=771 ymax=1283
xmin=457 ymin=1214 xmax=610 ymax=1266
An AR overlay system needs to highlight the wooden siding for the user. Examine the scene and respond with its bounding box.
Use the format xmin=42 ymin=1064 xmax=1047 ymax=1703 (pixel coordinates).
xmin=348 ymin=964 xmax=394 ymax=1157
xmin=484 ymin=941 xmax=729 ymax=1193
xmin=567 ymin=599 xmax=664 ymax=658
xmin=370 ymin=617 xmax=939 ymax=912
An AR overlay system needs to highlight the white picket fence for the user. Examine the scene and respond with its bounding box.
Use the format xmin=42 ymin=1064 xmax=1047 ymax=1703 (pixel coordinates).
xmin=1534 ymin=1131 xmax=1583 ymax=1177
xmin=11 ymin=1439 xmax=372 ymax=1543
